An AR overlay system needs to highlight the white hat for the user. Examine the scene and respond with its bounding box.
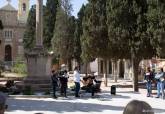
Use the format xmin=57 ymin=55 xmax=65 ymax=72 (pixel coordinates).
xmin=61 ymin=64 xmax=66 ymax=67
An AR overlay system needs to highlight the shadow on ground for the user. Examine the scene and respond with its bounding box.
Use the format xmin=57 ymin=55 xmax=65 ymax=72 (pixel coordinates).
xmin=7 ymin=98 xmax=124 ymax=113
xmin=6 ymin=94 xmax=165 ymax=114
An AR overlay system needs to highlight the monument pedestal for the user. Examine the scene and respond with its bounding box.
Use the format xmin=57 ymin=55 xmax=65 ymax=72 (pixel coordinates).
xmin=21 ymin=0 xmax=53 ymax=92
xmin=23 ymin=46 xmax=52 ymax=91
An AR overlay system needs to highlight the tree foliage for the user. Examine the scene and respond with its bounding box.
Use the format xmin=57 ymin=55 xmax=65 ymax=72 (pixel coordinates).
xmin=52 ymin=0 xmax=75 ymax=63
xmin=24 ymin=1 xmax=58 ymax=50
xmin=43 ymin=0 xmax=59 ymax=49
xmin=23 ymin=5 xmax=36 ymax=50
xmin=81 ymin=0 xmax=109 ymax=62
xmin=106 ymin=0 xmax=156 ymax=91
xmin=74 ymin=5 xmax=85 ymax=64
xmin=147 ymin=0 xmax=165 ymax=58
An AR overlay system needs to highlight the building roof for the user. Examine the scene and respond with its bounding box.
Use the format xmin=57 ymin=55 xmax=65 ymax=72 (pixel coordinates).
xmin=0 ymin=3 xmax=16 ymax=11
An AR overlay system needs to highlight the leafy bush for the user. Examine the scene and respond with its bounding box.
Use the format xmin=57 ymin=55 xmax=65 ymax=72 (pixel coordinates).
xmin=12 ymin=58 xmax=27 ymax=74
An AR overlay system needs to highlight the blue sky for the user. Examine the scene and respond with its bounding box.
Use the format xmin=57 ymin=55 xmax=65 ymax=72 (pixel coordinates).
xmin=0 ymin=0 xmax=87 ymax=17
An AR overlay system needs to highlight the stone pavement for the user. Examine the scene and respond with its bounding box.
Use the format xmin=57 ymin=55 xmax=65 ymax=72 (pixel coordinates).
xmin=5 ymin=88 xmax=165 ymax=114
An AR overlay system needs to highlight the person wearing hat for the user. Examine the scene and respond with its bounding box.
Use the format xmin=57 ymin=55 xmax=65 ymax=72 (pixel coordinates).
xmin=0 ymin=92 xmax=7 ymax=114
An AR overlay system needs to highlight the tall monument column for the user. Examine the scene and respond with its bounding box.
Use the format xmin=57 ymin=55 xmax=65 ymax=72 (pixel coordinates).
xmin=23 ymin=0 xmax=52 ymax=91
xmin=36 ymin=0 xmax=43 ymax=47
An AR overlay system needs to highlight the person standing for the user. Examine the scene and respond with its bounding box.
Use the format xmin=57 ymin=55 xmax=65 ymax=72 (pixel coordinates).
xmin=74 ymin=66 xmax=81 ymax=97
xmin=51 ymin=70 xmax=59 ymax=98
xmin=144 ymin=67 xmax=154 ymax=97
xmin=155 ymin=68 xmax=165 ymax=99
xmin=59 ymin=70 xmax=69 ymax=97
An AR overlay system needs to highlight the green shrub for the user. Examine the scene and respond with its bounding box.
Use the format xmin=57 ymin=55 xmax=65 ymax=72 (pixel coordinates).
xmin=23 ymin=86 xmax=34 ymax=95
xmin=12 ymin=58 xmax=27 ymax=74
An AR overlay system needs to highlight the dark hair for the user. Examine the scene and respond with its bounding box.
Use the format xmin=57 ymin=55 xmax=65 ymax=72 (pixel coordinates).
xmin=147 ymin=67 xmax=151 ymax=72
xmin=123 ymin=100 xmax=154 ymax=114
xmin=161 ymin=68 xmax=164 ymax=72
xmin=52 ymin=70 xmax=55 ymax=73
xmin=74 ymin=66 xmax=78 ymax=71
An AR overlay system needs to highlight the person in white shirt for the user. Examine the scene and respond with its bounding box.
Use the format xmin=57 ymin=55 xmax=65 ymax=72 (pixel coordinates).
xmin=74 ymin=66 xmax=81 ymax=97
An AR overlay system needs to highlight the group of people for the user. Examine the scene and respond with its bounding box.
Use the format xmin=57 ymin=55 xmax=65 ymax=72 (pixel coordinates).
xmin=144 ymin=67 xmax=165 ymax=99
xmin=51 ymin=68 xmax=69 ymax=98
xmin=51 ymin=65 xmax=81 ymax=98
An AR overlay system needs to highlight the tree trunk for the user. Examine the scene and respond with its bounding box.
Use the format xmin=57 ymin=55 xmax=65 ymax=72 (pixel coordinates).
xmin=84 ymin=62 xmax=88 ymax=76
xmin=113 ymin=59 xmax=118 ymax=82
xmin=77 ymin=59 xmax=81 ymax=70
xmin=67 ymin=59 xmax=72 ymax=71
xmin=132 ymin=55 xmax=140 ymax=92
xmin=103 ymin=59 xmax=108 ymax=87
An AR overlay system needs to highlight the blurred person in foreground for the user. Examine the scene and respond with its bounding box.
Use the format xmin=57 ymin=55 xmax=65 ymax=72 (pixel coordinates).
xmin=0 ymin=92 xmax=7 ymax=114
xmin=123 ymin=100 xmax=154 ymax=114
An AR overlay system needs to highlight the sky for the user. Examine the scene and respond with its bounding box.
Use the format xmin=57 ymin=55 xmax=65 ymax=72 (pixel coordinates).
xmin=0 ymin=0 xmax=87 ymax=17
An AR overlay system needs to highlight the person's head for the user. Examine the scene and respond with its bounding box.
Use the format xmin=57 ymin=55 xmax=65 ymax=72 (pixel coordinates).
xmin=157 ymin=67 xmax=163 ymax=73
xmin=123 ymin=100 xmax=154 ymax=114
xmin=74 ymin=66 xmax=79 ymax=71
xmin=160 ymin=68 xmax=164 ymax=72
xmin=0 ymin=92 xmax=7 ymax=114
xmin=147 ymin=67 xmax=151 ymax=72
xmin=52 ymin=70 xmax=55 ymax=74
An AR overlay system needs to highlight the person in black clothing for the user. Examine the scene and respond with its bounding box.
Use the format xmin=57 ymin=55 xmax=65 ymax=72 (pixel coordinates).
xmin=144 ymin=67 xmax=154 ymax=97
xmin=51 ymin=70 xmax=59 ymax=98
xmin=59 ymin=70 xmax=68 ymax=97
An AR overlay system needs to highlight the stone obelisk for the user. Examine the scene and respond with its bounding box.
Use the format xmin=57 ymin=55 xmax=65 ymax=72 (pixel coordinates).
xmin=36 ymin=0 xmax=43 ymax=47
xmin=24 ymin=0 xmax=52 ymax=91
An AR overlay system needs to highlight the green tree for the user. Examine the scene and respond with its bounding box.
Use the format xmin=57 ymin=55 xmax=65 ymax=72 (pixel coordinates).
xmin=43 ymin=0 xmax=59 ymax=49
xmin=24 ymin=3 xmax=53 ymax=50
xmin=107 ymin=0 xmax=155 ymax=91
xmin=81 ymin=0 xmax=109 ymax=85
xmin=81 ymin=0 xmax=109 ymax=61
xmin=23 ymin=5 xmax=36 ymax=50
xmin=74 ymin=5 xmax=85 ymax=66
xmin=52 ymin=0 xmax=74 ymax=67
xmin=147 ymin=0 xmax=165 ymax=58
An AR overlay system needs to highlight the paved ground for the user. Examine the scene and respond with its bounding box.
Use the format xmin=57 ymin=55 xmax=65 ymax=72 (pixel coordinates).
xmin=5 ymin=88 xmax=165 ymax=114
